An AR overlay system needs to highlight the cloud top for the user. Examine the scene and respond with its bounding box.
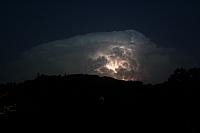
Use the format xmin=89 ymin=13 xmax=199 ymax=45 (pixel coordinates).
xmin=1 ymin=30 xmax=196 ymax=83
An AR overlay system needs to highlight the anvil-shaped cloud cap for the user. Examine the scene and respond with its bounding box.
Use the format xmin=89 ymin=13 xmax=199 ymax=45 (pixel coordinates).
xmin=0 ymin=30 xmax=196 ymax=83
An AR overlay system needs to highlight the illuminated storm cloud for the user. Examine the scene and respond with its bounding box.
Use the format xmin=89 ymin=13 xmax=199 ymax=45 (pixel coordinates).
xmin=90 ymin=45 xmax=138 ymax=81
xmin=1 ymin=30 xmax=195 ymax=83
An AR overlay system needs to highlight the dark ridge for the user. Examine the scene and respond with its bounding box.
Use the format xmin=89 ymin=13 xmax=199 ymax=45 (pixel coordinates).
xmin=0 ymin=68 xmax=200 ymax=132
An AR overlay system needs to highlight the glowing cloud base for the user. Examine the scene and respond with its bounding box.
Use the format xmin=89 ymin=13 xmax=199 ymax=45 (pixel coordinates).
xmin=91 ymin=45 xmax=139 ymax=81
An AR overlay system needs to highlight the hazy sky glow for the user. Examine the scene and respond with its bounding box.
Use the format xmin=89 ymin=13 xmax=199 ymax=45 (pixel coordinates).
xmin=0 ymin=0 xmax=200 ymax=83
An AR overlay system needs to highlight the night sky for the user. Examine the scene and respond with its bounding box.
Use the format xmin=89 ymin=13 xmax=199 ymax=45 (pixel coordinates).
xmin=0 ymin=0 xmax=200 ymax=82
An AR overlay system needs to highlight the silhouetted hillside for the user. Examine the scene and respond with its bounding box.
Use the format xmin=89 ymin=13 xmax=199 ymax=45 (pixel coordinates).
xmin=0 ymin=68 xmax=200 ymax=131
xmin=0 ymin=68 xmax=200 ymax=107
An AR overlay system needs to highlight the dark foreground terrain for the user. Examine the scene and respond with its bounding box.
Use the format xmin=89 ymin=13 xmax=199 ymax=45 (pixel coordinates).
xmin=0 ymin=68 xmax=200 ymax=132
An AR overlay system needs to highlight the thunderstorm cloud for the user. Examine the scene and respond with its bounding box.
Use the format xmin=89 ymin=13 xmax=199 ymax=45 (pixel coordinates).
xmin=0 ymin=30 xmax=197 ymax=83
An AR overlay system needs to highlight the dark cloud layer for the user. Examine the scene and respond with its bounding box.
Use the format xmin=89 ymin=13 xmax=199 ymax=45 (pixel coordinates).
xmin=0 ymin=30 xmax=197 ymax=83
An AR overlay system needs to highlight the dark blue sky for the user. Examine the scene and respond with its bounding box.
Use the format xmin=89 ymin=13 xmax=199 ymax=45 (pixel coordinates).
xmin=0 ymin=0 xmax=200 ymax=64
